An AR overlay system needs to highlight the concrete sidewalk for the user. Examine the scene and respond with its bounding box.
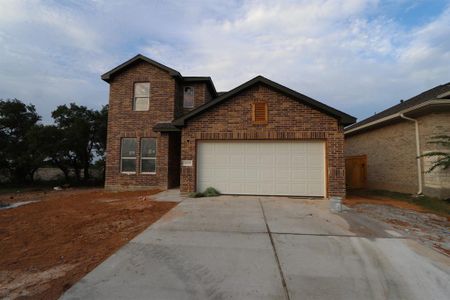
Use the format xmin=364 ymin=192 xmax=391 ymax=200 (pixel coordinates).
xmin=61 ymin=195 xmax=450 ymax=300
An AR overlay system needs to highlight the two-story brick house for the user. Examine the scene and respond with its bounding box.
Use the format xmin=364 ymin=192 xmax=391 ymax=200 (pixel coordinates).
xmin=102 ymin=54 xmax=356 ymax=197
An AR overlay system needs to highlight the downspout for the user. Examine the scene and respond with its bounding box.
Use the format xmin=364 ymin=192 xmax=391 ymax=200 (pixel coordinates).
xmin=399 ymin=113 xmax=423 ymax=195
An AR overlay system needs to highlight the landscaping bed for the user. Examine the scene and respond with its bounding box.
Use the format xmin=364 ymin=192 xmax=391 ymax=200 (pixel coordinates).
xmin=0 ymin=188 xmax=177 ymax=299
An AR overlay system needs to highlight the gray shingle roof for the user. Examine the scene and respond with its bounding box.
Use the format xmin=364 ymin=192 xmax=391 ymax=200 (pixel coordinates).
xmin=345 ymin=82 xmax=450 ymax=131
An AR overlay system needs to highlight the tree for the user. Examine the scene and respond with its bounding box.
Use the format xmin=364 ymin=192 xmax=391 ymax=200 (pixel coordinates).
xmin=92 ymin=105 xmax=108 ymax=180
xmin=0 ymin=99 xmax=42 ymax=183
xmin=51 ymin=103 xmax=108 ymax=182
xmin=421 ymin=135 xmax=450 ymax=172
xmin=37 ymin=125 xmax=73 ymax=181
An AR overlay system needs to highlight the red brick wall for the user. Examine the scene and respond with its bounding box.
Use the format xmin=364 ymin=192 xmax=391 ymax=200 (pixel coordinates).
xmin=180 ymin=83 xmax=345 ymax=197
xmin=182 ymin=82 xmax=210 ymax=114
xmin=105 ymin=61 xmax=176 ymax=190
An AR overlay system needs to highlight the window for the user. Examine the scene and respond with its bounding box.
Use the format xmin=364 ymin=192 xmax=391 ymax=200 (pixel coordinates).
xmin=141 ymin=138 xmax=157 ymax=173
xmin=183 ymin=86 xmax=194 ymax=108
xmin=133 ymin=82 xmax=150 ymax=111
xmin=252 ymin=102 xmax=268 ymax=124
xmin=121 ymin=138 xmax=137 ymax=173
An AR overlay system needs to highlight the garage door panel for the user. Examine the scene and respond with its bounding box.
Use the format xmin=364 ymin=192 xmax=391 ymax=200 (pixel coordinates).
xmin=291 ymin=182 xmax=308 ymax=194
xmin=308 ymin=183 xmax=324 ymax=196
xmin=275 ymin=156 xmax=291 ymax=166
xmin=307 ymin=169 xmax=324 ymax=179
xmin=245 ymin=155 xmax=258 ymax=166
xmin=259 ymin=183 xmax=275 ymax=194
xmin=245 ymin=169 xmax=258 ymax=181
xmin=292 ymin=169 xmax=308 ymax=179
xmin=260 ymin=169 xmax=274 ymax=180
xmin=275 ymin=169 xmax=291 ymax=181
xmin=197 ymin=141 xmax=325 ymax=196
xmin=274 ymin=182 xmax=291 ymax=194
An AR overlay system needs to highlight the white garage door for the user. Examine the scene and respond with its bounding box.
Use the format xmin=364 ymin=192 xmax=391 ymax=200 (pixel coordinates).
xmin=197 ymin=140 xmax=326 ymax=196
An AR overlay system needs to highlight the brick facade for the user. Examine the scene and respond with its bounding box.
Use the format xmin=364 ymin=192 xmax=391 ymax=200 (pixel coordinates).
xmin=345 ymin=121 xmax=418 ymax=193
xmin=103 ymin=56 xmax=351 ymax=197
xmin=182 ymin=82 xmax=213 ymax=114
xmin=345 ymin=111 xmax=450 ymax=198
xmin=104 ymin=61 xmax=177 ymax=190
xmin=180 ymin=83 xmax=346 ymax=197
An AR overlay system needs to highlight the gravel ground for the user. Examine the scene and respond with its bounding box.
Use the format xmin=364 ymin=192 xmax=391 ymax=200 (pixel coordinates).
xmin=349 ymin=203 xmax=449 ymax=256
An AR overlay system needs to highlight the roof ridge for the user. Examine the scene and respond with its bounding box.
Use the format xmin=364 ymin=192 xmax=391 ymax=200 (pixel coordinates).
xmin=173 ymin=75 xmax=356 ymax=126
xmin=101 ymin=54 xmax=181 ymax=82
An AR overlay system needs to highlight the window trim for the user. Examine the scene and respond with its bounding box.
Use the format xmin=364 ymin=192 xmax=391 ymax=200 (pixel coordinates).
xmin=183 ymin=86 xmax=195 ymax=109
xmin=120 ymin=138 xmax=137 ymax=174
xmin=251 ymin=102 xmax=268 ymax=124
xmin=133 ymin=82 xmax=150 ymax=111
xmin=140 ymin=138 xmax=157 ymax=174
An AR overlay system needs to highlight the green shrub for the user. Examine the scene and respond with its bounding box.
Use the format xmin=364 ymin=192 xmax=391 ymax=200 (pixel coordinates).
xmin=203 ymin=187 xmax=220 ymax=197
xmin=188 ymin=187 xmax=221 ymax=198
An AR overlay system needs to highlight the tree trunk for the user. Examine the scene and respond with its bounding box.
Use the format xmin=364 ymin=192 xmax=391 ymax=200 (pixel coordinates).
xmin=29 ymin=168 xmax=38 ymax=183
xmin=83 ymin=164 xmax=90 ymax=181
xmin=74 ymin=167 xmax=81 ymax=182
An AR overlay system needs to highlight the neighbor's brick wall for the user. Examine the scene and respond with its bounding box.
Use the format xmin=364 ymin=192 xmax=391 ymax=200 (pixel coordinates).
xmin=180 ymin=83 xmax=346 ymax=197
xmin=420 ymin=112 xmax=450 ymax=198
xmin=345 ymin=121 xmax=418 ymax=194
xmin=345 ymin=111 xmax=450 ymax=198
xmin=105 ymin=61 xmax=176 ymax=190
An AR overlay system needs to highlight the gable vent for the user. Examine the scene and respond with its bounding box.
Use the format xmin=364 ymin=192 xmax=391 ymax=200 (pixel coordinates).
xmin=252 ymin=102 xmax=268 ymax=124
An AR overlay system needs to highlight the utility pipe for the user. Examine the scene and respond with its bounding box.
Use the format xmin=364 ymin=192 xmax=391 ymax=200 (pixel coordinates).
xmin=400 ymin=113 xmax=423 ymax=195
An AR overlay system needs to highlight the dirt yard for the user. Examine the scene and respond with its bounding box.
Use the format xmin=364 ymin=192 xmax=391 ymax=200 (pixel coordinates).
xmin=0 ymin=188 xmax=177 ymax=299
xmin=345 ymin=194 xmax=450 ymax=256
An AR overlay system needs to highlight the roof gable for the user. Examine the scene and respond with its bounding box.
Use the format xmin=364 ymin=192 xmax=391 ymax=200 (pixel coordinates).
xmin=172 ymin=76 xmax=356 ymax=126
xmin=101 ymin=54 xmax=181 ymax=82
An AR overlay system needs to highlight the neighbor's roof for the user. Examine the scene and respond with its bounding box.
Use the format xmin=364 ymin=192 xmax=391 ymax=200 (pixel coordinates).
xmin=101 ymin=54 xmax=181 ymax=82
xmin=345 ymin=82 xmax=450 ymax=133
xmin=173 ymin=75 xmax=356 ymax=126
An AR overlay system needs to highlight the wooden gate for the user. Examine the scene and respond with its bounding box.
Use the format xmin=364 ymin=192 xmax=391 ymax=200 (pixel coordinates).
xmin=345 ymin=155 xmax=367 ymax=189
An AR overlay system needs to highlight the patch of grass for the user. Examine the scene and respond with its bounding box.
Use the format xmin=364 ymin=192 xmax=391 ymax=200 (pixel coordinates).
xmin=350 ymin=189 xmax=450 ymax=216
xmin=188 ymin=187 xmax=221 ymax=198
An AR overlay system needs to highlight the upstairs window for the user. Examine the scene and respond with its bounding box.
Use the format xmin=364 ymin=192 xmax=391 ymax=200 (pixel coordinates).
xmin=141 ymin=138 xmax=157 ymax=173
xmin=252 ymin=102 xmax=268 ymax=124
xmin=183 ymin=86 xmax=194 ymax=108
xmin=121 ymin=138 xmax=137 ymax=173
xmin=133 ymin=82 xmax=150 ymax=111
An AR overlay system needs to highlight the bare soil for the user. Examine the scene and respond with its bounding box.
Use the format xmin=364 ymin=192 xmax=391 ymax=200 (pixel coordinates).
xmin=345 ymin=195 xmax=450 ymax=256
xmin=0 ymin=188 xmax=177 ymax=299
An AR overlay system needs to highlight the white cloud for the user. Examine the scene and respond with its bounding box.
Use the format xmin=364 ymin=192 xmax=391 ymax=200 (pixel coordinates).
xmin=0 ymin=0 xmax=449 ymax=123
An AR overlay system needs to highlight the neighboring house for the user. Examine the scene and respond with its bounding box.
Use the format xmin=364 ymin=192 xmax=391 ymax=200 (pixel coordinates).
xmin=101 ymin=54 xmax=356 ymax=197
xmin=345 ymin=83 xmax=450 ymax=199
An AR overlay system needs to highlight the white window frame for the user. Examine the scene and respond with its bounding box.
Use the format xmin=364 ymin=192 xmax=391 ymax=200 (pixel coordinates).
xmin=183 ymin=86 xmax=195 ymax=108
xmin=140 ymin=138 xmax=157 ymax=174
xmin=133 ymin=82 xmax=150 ymax=111
xmin=120 ymin=138 xmax=137 ymax=174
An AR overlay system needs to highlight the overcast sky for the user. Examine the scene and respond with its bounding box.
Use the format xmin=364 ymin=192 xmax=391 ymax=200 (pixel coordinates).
xmin=1 ymin=0 xmax=449 ymax=123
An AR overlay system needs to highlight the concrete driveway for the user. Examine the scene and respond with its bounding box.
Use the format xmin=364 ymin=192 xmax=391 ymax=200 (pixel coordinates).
xmin=61 ymin=195 xmax=450 ymax=300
